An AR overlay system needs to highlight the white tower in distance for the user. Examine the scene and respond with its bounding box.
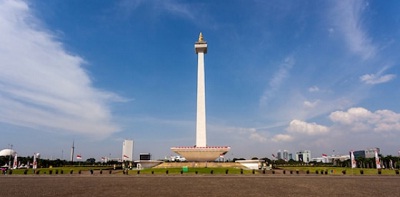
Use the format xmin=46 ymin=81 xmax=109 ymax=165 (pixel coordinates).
xmin=195 ymin=32 xmax=207 ymax=147
xmin=122 ymin=139 xmax=133 ymax=162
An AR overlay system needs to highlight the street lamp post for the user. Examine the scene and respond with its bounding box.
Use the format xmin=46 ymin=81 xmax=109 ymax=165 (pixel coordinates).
xmin=8 ymin=144 xmax=13 ymax=168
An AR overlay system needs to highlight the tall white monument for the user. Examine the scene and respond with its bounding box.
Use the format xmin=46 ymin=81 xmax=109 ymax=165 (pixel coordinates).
xmin=171 ymin=33 xmax=230 ymax=161
xmin=195 ymin=32 xmax=207 ymax=147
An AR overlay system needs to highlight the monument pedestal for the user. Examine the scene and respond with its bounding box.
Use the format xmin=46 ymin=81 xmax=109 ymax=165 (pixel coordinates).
xmin=171 ymin=146 xmax=230 ymax=162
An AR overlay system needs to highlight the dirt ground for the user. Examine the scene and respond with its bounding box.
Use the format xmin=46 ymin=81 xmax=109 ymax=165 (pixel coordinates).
xmin=1 ymin=175 xmax=400 ymax=197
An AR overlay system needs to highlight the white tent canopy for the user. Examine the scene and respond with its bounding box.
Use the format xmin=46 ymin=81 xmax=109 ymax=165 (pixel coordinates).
xmin=0 ymin=149 xmax=16 ymax=156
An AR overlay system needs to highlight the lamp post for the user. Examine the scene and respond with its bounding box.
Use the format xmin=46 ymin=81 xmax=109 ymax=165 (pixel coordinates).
xmin=8 ymin=144 xmax=13 ymax=168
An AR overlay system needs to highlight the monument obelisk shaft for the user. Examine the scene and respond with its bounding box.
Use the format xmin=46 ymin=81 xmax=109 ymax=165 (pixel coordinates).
xmin=170 ymin=33 xmax=230 ymax=161
xmin=195 ymin=33 xmax=208 ymax=147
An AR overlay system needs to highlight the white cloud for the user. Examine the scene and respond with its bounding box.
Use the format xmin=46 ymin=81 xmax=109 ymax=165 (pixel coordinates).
xmin=0 ymin=0 xmax=120 ymax=137
xmin=360 ymin=74 xmax=396 ymax=84
xmin=160 ymin=1 xmax=195 ymax=20
xmin=333 ymin=0 xmax=376 ymax=60
xmin=308 ymin=86 xmax=319 ymax=92
xmin=117 ymin=0 xmax=197 ymax=22
xmin=303 ymin=100 xmax=319 ymax=109
xmin=328 ymin=27 xmax=334 ymax=35
xmin=330 ymin=107 xmax=400 ymax=133
xmin=287 ymin=119 xmax=329 ymax=135
xmin=360 ymin=67 xmax=396 ymax=85
xmin=209 ymin=125 xmax=266 ymax=143
xmin=260 ymin=56 xmax=294 ymax=105
xmin=271 ymin=134 xmax=293 ymax=142
xmin=248 ymin=130 xmax=267 ymax=142
xmin=329 ymin=107 xmax=372 ymax=125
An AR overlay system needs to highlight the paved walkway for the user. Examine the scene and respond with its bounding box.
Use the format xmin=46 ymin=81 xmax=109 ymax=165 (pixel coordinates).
xmin=1 ymin=175 xmax=400 ymax=196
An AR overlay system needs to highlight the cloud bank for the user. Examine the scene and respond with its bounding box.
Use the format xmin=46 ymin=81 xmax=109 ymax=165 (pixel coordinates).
xmin=330 ymin=107 xmax=400 ymax=133
xmin=271 ymin=107 xmax=400 ymax=149
xmin=0 ymin=0 xmax=120 ymax=137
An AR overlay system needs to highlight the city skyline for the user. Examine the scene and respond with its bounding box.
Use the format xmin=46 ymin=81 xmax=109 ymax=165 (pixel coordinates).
xmin=1 ymin=0 xmax=400 ymax=160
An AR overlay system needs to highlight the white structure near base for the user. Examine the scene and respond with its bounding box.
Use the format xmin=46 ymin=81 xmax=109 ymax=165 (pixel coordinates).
xmin=122 ymin=139 xmax=133 ymax=161
xmin=171 ymin=146 xmax=230 ymax=162
xmin=235 ymin=160 xmax=264 ymax=170
xmin=135 ymin=160 xmax=163 ymax=169
xmin=171 ymin=33 xmax=230 ymax=161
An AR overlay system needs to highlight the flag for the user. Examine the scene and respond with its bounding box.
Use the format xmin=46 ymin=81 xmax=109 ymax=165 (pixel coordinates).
xmin=101 ymin=157 xmax=105 ymax=161
xmin=322 ymin=154 xmax=328 ymax=157
xmin=12 ymin=154 xmax=18 ymax=169
xmin=123 ymin=155 xmax=129 ymax=158
xmin=272 ymin=154 xmax=276 ymax=158
xmin=390 ymin=160 xmax=393 ymax=169
xmin=375 ymin=150 xmax=381 ymax=169
xmin=350 ymin=151 xmax=356 ymax=168
xmin=76 ymin=154 xmax=82 ymax=160
xmin=33 ymin=153 xmax=38 ymax=169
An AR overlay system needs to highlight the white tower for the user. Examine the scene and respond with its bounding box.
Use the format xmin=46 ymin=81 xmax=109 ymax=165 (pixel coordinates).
xmin=170 ymin=33 xmax=230 ymax=162
xmin=70 ymin=141 xmax=75 ymax=162
xmin=195 ymin=32 xmax=208 ymax=147
xmin=122 ymin=139 xmax=133 ymax=161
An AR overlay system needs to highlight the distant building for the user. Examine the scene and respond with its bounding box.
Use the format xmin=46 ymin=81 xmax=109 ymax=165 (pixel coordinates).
xmin=288 ymin=153 xmax=293 ymax=161
xmin=353 ymin=147 xmax=380 ymax=159
xmin=277 ymin=150 xmax=291 ymax=161
xmin=122 ymin=139 xmax=133 ymax=161
xmin=283 ymin=150 xmax=289 ymax=161
xmin=311 ymin=155 xmax=349 ymax=163
xmin=296 ymin=150 xmax=311 ymax=163
xmin=139 ymin=153 xmax=151 ymax=161
xmin=277 ymin=150 xmax=282 ymax=160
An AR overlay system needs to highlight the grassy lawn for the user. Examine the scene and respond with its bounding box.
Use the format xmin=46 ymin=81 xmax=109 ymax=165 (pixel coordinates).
xmin=128 ymin=167 xmax=259 ymax=175
xmin=4 ymin=167 xmax=259 ymax=175
xmin=5 ymin=166 xmax=113 ymax=175
xmin=279 ymin=166 xmax=399 ymax=175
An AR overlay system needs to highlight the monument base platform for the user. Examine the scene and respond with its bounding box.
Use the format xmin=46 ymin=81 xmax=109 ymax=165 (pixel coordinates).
xmin=135 ymin=160 xmax=163 ymax=169
xmin=171 ymin=146 xmax=230 ymax=162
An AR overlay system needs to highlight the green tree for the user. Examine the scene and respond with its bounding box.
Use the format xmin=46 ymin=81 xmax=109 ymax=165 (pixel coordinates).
xmin=86 ymin=158 xmax=96 ymax=164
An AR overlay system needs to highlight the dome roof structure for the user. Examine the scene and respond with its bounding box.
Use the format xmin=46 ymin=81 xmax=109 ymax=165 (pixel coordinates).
xmin=0 ymin=149 xmax=16 ymax=156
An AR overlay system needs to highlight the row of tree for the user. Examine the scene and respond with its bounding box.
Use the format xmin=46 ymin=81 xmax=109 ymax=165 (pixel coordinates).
xmin=245 ymin=155 xmax=400 ymax=169
xmin=0 ymin=156 xmax=120 ymax=168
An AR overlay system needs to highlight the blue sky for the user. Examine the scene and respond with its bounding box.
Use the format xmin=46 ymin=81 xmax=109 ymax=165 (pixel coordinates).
xmin=1 ymin=0 xmax=400 ymax=161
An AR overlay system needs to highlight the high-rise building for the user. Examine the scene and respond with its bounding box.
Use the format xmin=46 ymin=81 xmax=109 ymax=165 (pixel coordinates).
xmin=277 ymin=150 xmax=290 ymax=161
xmin=296 ymin=150 xmax=311 ymax=163
xmin=283 ymin=150 xmax=289 ymax=161
xmin=122 ymin=139 xmax=133 ymax=161
xmin=353 ymin=147 xmax=380 ymax=158
xmin=277 ymin=150 xmax=282 ymax=160
xmin=70 ymin=141 xmax=75 ymax=162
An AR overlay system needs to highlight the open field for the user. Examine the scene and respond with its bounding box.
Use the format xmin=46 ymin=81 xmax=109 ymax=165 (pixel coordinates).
xmin=1 ymin=175 xmax=400 ymax=196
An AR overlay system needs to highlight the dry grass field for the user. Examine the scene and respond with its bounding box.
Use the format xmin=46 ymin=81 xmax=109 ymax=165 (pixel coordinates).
xmin=1 ymin=175 xmax=400 ymax=196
